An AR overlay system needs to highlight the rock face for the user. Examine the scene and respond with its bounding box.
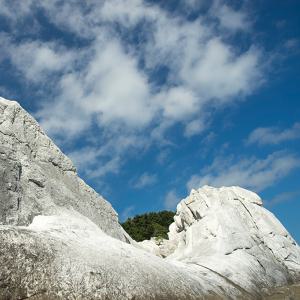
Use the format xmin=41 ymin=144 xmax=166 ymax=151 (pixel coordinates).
xmin=0 ymin=97 xmax=299 ymax=299
xmin=167 ymin=186 xmax=300 ymax=293
xmin=139 ymin=186 xmax=300 ymax=297
xmin=0 ymin=97 xmax=129 ymax=242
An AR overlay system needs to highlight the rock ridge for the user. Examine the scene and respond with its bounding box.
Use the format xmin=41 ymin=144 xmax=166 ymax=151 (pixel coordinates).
xmin=0 ymin=97 xmax=128 ymax=241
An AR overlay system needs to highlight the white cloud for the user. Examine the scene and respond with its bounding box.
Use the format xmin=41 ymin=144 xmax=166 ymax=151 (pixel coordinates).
xmin=11 ymin=42 xmax=73 ymax=81
xmin=0 ymin=0 xmax=34 ymax=20
xmin=265 ymin=190 xmax=300 ymax=207
xmin=120 ymin=205 xmax=135 ymax=222
xmin=211 ymin=1 xmax=249 ymax=32
xmin=0 ymin=0 xmax=265 ymax=178
xmin=3 ymin=1 xmax=262 ymax=137
xmin=158 ymin=87 xmax=198 ymax=121
xmin=156 ymin=149 xmax=171 ymax=165
xmin=68 ymin=134 xmax=149 ymax=179
xmin=35 ymin=38 xmax=155 ymax=138
xmin=132 ymin=172 xmax=157 ymax=189
xmin=68 ymin=147 xmax=102 ymax=170
xmin=100 ymin=0 xmax=158 ymax=27
xmin=85 ymin=40 xmax=154 ymax=128
xmin=187 ymin=151 xmax=300 ymax=192
xmin=0 ymin=36 xmax=75 ymax=82
xmin=247 ymin=123 xmax=300 ymax=146
xmin=69 ymin=146 xmax=122 ymax=178
xmin=184 ymin=119 xmax=206 ymax=137
xmin=164 ymin=190 xmax=180 ymax=210
xmin=87 ymin=157 xmax=122 ymax=179
xmin=180 ymin=39 xmax=261 ymax=101
xmin=183 ymin=0 xmax=204 ymax=9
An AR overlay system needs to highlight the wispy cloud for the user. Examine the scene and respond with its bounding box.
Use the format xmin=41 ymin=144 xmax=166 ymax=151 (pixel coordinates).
xmin=132 ymin=172 xmax=157 ymax=189
xmin=284 ymin=38 xmax=299 ymax=50
xmin=265 ymin=190 xmax=300 ymax=207
xmin=164 ymin=190 xmax=180 ymax=210
xmin=0 ymin=0 xmax=265 ymax=178
xmin=187 ymin=151 xmax=300 ymax=192
xmin=120 ymin=205 xmax=135 ymax=222
xmin=11 ymin=42 xmax=74 ymax=82
xmin=68 ymin=134 xmax=149 ymax=179
xmin=210 ymin=0 xmax=250 ymax=32
xmin=247 ymin=123 xmax=300 ymax=146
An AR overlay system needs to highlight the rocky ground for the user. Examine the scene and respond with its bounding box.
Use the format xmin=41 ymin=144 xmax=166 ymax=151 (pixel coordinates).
xmin=263 ymin=283 xmax=300 ymax=299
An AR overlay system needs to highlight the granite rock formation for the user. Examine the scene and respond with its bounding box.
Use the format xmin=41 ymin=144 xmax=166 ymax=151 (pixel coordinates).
xmin=0 ymin=97 xmax=299 ymax=299
xmin=0 ymin=97 xmax=129 ymax=242
xmin=142 ymin=186 xmax=300 ymax=295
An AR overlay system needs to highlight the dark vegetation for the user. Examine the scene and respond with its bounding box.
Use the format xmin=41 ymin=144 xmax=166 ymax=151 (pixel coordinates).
xmin=121 ymin=210 xmax=175 ymax=242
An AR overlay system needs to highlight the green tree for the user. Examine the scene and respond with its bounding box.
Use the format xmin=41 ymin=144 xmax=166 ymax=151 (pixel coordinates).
xmin=121 ymin=210 xmax=175 ymax=242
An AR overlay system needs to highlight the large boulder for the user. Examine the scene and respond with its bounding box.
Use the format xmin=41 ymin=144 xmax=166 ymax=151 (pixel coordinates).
xmin=0 ymin=97 xmax=299 ymax=299
xmin=139 ymin=186 xmax=300 ymax=296
xmin=167 ymin=186 xmax=300 ymax=293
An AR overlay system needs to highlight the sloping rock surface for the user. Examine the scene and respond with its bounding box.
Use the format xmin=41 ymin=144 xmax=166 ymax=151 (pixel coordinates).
xmin=0 ymin=97 xmax=128 ymax=242
xmin=0 ymin=97 xmax=299 ymax=299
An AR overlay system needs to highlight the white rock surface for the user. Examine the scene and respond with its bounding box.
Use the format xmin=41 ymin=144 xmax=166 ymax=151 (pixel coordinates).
xmin=166 ymin=186 xmax=300 ymax=293
xmin=138 ymin=237 xmax=178 ymax=258
xmin=138 ymin=238 xmax=162 ymax=256
xmin=0 ymin=97 xmax=299 ymax=299
xmin=0 ymin=97 xmax=129 ymax=242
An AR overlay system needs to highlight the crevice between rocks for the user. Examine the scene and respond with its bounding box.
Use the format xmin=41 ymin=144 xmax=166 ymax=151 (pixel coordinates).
xmin=28 ymin=178 xmax=45 ymax=188
xmin=234 ymin=198 xmax=260 ymax=231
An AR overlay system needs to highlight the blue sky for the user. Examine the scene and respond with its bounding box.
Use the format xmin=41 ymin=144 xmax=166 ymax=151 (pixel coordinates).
xmin=0 ymin=1 xmax=299 ymax=241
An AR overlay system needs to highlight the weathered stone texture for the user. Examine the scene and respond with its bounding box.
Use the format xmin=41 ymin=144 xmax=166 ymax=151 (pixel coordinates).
xmin=0 ymin=97 xmax=128 ymax=241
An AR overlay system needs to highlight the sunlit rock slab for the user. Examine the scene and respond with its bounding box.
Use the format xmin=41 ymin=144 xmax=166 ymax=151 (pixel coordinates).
xmin=0 ymin=97 xmax=129 ymax=242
